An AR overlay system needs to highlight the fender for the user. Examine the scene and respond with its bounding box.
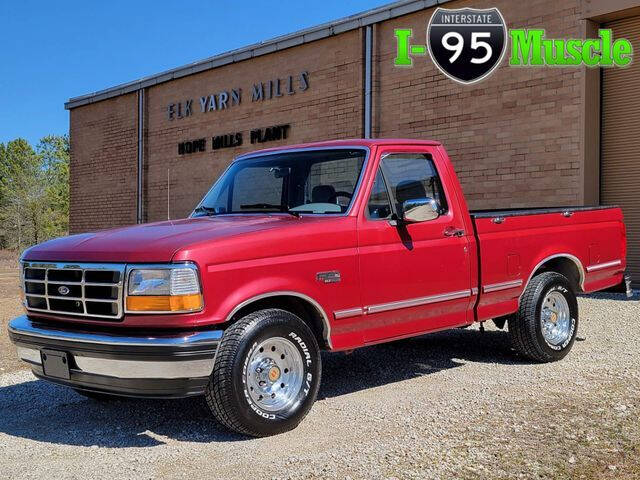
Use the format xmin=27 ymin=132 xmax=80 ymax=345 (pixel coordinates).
xmin=519 ymin=253 xmax=586 ymax=302
xmin=223 ymin=290 xmax=333 ymax=349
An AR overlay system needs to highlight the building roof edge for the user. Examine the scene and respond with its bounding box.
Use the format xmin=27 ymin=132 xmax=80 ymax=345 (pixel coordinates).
xmin=65 ymin=0 xmax=447 ymax=109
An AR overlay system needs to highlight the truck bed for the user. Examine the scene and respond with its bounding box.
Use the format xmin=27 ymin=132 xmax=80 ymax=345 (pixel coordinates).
xmin=469 ymin=205 xmax=625 ymax=322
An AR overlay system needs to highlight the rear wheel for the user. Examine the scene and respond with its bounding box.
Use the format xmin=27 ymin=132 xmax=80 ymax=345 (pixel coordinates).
xmin=508 ymin=272 xmax=578 ymax=362
xmin=205 ymin=309 xmax=321 ymax=437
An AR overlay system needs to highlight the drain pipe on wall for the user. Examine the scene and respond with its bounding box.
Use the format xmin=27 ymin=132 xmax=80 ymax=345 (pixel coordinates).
xmin=136 ymin=88 xmax=145 ymax=224
xmin=364 ymin=24 xmax=373 ymax=139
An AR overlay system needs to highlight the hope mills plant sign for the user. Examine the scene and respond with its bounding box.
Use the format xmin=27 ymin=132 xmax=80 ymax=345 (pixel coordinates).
xmin=166 ymin=71 xmax=309 ymax=121
xmin=177 ymin=124 xmax=291 ymax=155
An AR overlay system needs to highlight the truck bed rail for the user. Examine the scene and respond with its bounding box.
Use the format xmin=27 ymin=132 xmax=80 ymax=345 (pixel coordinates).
xmin=470 ymin=205 xmax=618 ymax=219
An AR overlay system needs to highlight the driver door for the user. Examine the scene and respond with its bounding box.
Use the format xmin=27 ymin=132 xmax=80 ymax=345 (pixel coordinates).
xmin=357 ymin=146 xmax=472 ymax=343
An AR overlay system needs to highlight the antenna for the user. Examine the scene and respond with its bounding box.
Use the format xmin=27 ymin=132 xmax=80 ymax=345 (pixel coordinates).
xmin=167 ymin=167 xmax=170 ymax=220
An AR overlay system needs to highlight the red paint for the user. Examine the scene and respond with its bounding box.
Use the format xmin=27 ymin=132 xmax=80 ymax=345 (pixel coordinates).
xmin=23 ymin=139 xmax=626 ymax=350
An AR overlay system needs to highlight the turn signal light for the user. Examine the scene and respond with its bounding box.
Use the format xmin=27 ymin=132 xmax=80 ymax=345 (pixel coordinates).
xmin=126 ymin=294 xmax=203 ymax=312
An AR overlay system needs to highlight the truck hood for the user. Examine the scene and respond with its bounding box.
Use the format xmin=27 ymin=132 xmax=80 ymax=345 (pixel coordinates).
xmin=22 ymin=216 xmax=302 ymax=263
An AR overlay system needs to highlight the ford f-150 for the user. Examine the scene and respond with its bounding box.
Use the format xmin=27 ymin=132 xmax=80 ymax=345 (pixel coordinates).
xmin=8 ymin=139 xmax=630 ymax=437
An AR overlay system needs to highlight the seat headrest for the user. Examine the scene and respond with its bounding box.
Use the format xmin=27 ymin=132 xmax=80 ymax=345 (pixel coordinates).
xmin=312 ymin=185 xmax=336 ymax=203
xmin=395 ymin=180 xmax=427 ymax=206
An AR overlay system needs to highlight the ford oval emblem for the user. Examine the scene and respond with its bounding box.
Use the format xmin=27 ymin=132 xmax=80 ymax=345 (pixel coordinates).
xmin=58 ymin=285 xmax=70 ymax=296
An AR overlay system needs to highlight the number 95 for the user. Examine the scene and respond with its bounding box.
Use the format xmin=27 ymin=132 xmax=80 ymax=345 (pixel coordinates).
xmin=441 ymin=32 xmax=493 ymax=64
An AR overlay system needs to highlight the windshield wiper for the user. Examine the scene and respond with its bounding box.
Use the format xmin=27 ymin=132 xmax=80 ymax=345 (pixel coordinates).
xmin=192 ymin=205 xmax=219 ymax=216
xmin=240 ymin=203 xmax=300 ymax=218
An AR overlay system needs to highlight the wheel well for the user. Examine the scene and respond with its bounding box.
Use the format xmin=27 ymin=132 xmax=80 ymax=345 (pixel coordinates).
xmin=530 ymin=256 xmax=584 ymax=293
xmin=227 ymin=295 xmax=329 ymax=349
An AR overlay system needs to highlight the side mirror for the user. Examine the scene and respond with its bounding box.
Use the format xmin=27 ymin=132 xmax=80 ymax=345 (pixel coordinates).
xmin=401 ymin=197 xmax=440 ymax=223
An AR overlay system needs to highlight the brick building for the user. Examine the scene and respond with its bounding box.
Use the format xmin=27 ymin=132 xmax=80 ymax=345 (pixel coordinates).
xmin=65 ymin=0 xmax=640 ymax=281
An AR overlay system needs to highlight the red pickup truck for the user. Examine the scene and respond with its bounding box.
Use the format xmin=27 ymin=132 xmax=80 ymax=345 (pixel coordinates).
xmin=9 ymin=139 xmax=630 ymax=437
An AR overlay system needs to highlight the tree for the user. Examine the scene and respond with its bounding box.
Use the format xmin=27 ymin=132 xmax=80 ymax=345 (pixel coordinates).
xmin=38 ymin=135 xmax=70 ymax=239
xmin=0 ymin=135 xmax=69 ymax=250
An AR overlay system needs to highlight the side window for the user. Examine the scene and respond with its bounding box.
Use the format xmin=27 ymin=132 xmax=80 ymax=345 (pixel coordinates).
xmin=367 ymin=169 xmax=392 ymax=219
xmin=381 ymin=154 xmax=448 ymax=215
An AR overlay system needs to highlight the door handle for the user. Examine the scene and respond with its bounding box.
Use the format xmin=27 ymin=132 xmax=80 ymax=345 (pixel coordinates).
xmin=444 ymin=227 xmax=465 ymax=237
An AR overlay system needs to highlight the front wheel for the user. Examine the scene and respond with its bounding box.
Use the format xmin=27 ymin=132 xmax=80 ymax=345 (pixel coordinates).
xmin=508 ymin=272 xmax=579 ymax=362
xmin=205 ymin=309 xmax=321 ymax=437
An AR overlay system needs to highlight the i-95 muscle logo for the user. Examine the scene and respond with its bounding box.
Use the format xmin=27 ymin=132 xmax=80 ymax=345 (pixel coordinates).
xmin=394 ymin=6 xmax=633 ymax=83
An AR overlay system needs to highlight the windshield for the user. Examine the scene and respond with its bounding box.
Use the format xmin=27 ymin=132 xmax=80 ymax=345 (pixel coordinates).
xmin=192 ymin=148 xmax=366 ymax=216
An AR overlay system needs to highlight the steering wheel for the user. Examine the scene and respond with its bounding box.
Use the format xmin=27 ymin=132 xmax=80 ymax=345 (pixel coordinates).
xmin=331 ymin=191 xmax=353 ymax=203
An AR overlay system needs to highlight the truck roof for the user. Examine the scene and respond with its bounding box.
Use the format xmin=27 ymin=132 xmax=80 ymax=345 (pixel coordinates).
xmin=235 ymin=138 xmax=442 ymax=160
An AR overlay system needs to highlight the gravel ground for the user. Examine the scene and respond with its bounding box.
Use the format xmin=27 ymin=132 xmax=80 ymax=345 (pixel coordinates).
xmin=0 ymin=292 xmax=639 ymax=479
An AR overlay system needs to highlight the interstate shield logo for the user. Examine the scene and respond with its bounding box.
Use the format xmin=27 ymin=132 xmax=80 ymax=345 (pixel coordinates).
xmin=427 ymin=7 xmax=507 ymax=84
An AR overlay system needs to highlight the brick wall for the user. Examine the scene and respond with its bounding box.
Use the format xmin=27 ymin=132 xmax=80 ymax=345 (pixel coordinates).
xmin=374 ymin=0 xmax=583 ymax=209
xmin=143 ymin=29 xmax=364 ymax=222
xmin=69 ymin=93 xmax=138 ymax=233
xmin=69 ymin=0 xmax=588 ymax=231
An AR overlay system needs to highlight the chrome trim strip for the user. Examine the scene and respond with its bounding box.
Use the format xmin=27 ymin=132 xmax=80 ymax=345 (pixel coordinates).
xmin=14 ymin=338 xmax=214 ymax=379
xmin=23 ymin=262 xmax=125 ymax=271
xmin=22 ymin=261 xmax=125 ymax=320
xmin=27 ymin=294 xmax=116 ymax=303
xmin=471 ymin=287 xmax=479 ymax=295
xmin=225 ymin=291 xmax=333 ymax=349
xmin=365 ymin=289 xmax=471 ymax=315
xmin=483 ymin=279 xmax=523 ymax=293
xmin=25 ymin=280 xmax=120 ymax=287
xmin=586 ymin=259 xmax=622 ymax=272
xmin=334 ymin=307 xmax=364 ymax=319
xmin=519 ymin=254 xmax=586 ymax=301
xmin=16 ymin=346 xmax=42 ymax=365
xmin=74 ymin=356 xmax=214 ymax=379
xmin=8 ymin=315 xmax=222 ymax=347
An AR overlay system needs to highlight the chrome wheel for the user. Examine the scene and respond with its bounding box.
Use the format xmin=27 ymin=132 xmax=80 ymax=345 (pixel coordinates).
xmin=540 ymin=290 xmax=572 ymax=346
xmin=245 ymin=337 xmax=304 ymax=412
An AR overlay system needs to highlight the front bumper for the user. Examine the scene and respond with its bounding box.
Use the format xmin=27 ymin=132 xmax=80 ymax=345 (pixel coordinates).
xmin=8 ymin=315 xmax=222 ymax=398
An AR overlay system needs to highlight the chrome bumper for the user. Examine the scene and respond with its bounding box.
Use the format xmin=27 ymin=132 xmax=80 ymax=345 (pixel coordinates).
xmin=8 ymin=315 xmax=222 ymax=398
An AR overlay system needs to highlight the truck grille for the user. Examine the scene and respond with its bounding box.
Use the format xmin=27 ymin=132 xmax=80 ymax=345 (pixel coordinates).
xmin=21 ymin=262 xmax=125 ymax=320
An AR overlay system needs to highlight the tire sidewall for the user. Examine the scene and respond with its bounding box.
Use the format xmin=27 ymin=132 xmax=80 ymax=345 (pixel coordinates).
xmin=534 ymin=278 xmax=578 ymax=360
xmin=228 ymin=312 xmax=321 ymax=434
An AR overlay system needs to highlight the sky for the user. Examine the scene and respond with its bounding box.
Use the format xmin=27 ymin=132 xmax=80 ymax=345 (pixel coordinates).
xmin=0 ymin=0 xmax=390 ymax=146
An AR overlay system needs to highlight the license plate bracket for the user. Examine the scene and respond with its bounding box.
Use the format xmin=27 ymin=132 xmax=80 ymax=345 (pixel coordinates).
xmin=41 ymin=349 xmax=71 ymax=380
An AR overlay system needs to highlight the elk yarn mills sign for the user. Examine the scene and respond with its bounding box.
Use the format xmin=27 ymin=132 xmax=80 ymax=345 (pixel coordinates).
xmin=166 ymin=71 xmax=309 ymax=121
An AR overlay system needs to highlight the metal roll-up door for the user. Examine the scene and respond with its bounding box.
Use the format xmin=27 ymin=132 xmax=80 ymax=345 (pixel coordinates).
xmin=601 ymin=15 xmax=640 ymax=285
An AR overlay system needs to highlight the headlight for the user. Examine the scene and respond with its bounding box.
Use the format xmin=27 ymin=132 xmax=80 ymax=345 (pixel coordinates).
xmin=125 ymin=264 xmax=203 ymax=313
